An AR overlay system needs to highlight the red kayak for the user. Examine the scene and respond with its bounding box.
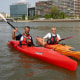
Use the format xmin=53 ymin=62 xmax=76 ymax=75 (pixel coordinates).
xmin=7 ymin=41 xmax=77 ymax=71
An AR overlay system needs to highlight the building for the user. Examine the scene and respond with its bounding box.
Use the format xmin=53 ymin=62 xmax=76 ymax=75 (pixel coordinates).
xmin=49 ymin=0 xmax=80 ymax=17
xmin=0 ymin=12 xmax=12 ymax=22
xmin=74 ymin=0 xmax=80 ymax=17
xmin=0 ymin=12 xmax=7 ymax=18
xmin=0 ymin=12 xmax=7 ymax=21
xmin=10 ymin=2 xmax=28 ymax=19
xmin=49 ymin=0 xmax=74 ymax=16
xmin=28 ymin=7 xmax=35 ymax=19
xmin=35 ymin=1 xmax=53 ymax=17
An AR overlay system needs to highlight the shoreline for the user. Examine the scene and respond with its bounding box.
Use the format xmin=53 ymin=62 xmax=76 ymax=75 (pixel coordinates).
xmin=14 ymin=19 xmax=80 ymax=22
xmin=32 ymin=19 xmax=80 ymax=22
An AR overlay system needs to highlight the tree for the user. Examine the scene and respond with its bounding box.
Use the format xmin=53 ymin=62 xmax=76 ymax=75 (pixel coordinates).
xmin=50 ymin=6 xmax=59 ymax=19
xmin=22 ymin=14 xmax=25 ymax=20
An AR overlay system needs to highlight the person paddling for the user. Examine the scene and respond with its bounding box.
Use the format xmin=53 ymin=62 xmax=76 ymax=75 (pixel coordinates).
xmin=12 ymin=26 xmax=33 ymax=46
xmin=41 ymin=27 xmax=61 ymax=46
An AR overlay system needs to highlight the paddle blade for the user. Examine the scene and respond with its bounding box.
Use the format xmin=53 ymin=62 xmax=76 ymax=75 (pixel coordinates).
xmin=59 ymin=36 xmax=75 ymax=42
xmin=64 ymin=36 xmax=75 ymax=40
xmin=0 ymin=13 xmax=7 ymax=22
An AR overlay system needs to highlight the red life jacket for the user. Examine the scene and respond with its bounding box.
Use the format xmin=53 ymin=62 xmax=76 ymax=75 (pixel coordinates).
xmin=47 ymin=34 xmax=59 ymax=44
xmin=21 ymin=33 xmax=31 ymax=45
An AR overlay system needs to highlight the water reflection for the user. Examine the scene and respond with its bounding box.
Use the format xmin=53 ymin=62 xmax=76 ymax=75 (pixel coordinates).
xmin=8 ymin=47 xmax=77 ymax=80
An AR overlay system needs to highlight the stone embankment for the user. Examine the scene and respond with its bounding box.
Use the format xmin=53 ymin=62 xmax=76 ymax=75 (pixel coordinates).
xmin=32 ymin=19 xmax=80 ymax=22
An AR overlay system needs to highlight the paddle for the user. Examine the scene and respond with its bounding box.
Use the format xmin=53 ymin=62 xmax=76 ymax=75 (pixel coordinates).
xmin=59 ymin=36 xmax=75 ymax=42
xmin=0 ymin=13 xmax=22 ymax=35
xmin=0 ymin=13 xmax=34 ymax=46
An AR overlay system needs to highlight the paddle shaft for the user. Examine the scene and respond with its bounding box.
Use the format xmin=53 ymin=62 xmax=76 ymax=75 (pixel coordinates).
xmin=7 ymin=22 xmax=15 ymax=29
xmin=0 ymin=13 xmax=22 ymax=35
xmin=7 ymin=22 xmax=22 ymax=34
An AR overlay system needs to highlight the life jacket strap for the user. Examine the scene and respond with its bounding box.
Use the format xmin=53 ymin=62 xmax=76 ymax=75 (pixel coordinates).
xmin=47 ymin=33 xmax=58 ymax=44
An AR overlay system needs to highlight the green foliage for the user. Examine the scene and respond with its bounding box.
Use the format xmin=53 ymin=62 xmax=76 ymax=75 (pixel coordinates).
xmin=50 ymin=6 xmax=67 ymax=19
xmin=34 ymin=15 xmax=39 ymax=19
xmin=28 ymin=16 xmax=30 ymax=20
xmin=52 ymin=14 xmax=59 ymax=19
xmin=14 ymin=17 xmax=18 ymax=20
xmin=58 ymin=12 xmax=66 ymax=19
xmin=28 ymin=16 xmax=34 ymax=20
xmin=50 ymin=6 xmax=59 ymax=18
xmin=44 ymin=14 xmax=51 ymax=19
xmin=22 ymin=14 xmax=25 ymax=20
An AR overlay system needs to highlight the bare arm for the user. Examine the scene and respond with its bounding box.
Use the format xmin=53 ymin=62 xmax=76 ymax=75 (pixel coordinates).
xmin=57 ymin=34 xmax=61 ymax=42
xmin=12 ymin=28 xmax=17 ymax=40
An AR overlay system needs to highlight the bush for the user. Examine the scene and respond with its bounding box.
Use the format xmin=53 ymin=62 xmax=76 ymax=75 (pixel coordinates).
xmin=34 ymin=15 xmax=39 ymax=19
xmin=44 ymin=14 xmax=51 ymax=19
xmin=58 ymin=12 xmax=66 ymax=19
xmin=22 ymin=14 xmax=25 ymax=20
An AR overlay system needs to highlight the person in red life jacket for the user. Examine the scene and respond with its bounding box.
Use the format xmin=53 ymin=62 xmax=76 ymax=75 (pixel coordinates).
xmin=41 ymin=27 xmax=61 ymax=46
xmin=12 ymin=26 xmax=33 ymax=46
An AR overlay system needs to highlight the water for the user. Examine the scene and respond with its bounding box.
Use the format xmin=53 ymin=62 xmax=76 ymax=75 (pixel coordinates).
xmin=0 ymin=22 xmax=80 ymax=80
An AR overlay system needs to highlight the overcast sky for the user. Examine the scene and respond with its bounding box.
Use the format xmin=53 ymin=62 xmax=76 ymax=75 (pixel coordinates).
xmin=0 ymin=0 xmax=48 ymax=14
